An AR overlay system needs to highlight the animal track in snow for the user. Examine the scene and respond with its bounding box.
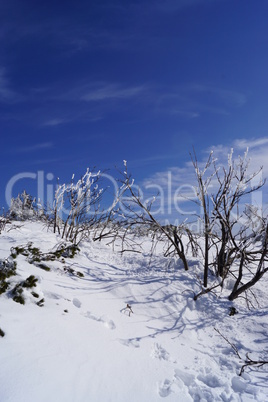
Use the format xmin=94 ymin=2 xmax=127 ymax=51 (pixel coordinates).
xmin=85 ymin=311 xmax=116 ymax=330
xmin=151 ymin=343 xmax=170 ymax=361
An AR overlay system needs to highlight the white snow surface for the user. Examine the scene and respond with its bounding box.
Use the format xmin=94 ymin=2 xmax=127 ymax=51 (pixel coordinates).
xmin=0 ymin=221 xmax=268 ymax=401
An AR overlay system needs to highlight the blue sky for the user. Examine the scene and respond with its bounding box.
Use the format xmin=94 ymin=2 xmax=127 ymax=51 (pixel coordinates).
xmin=1 ymin=0 xmax=268 ymax=216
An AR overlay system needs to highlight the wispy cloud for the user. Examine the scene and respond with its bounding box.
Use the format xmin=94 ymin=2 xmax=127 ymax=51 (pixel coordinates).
xmin=233 ymin=137 xmax=268 ymax=150
xmin=189 ymin=84 xmax=247 ymax=108
xmin=0 ymin=0 xmax=224 ymax=59
xmin=127 ymin=153 xmax=180 ymax=169
xmin=81 ymin=83 xmax=145 ymax=102
xmin=0 ymin=67 xmax=20 ymax=103
xmin=170 ymin=109 xmax=200 ymax=119
xmin=156 ymin=83 xmax=247 ymax=118
xmin=42 ymin=113 xmax=103 ymax=127
xmin=0 ymin=3 xmax=142 ymax=58
xmin=32 ymin=80 xmax=246 ymax=128
xmin=42 ymin=118 xmax=68 ymax=127
xmin=155 ymin=0 xmax=223 ymax=12
xmin=14 ymin=142 xmax=53 ymax=154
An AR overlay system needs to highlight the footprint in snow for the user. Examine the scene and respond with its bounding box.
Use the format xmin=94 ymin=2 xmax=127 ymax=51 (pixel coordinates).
xmin=158 ymin=379 xmax=173 ymax=397
xmin=102 ymin=316 xmax=116 ymax=330
xmin=73 ymin=298 xmax=82 ymax=308
xmin=174 ymin=369 xmax=216 ymax=402
xmin=197 ymin=373 xmax=223 ymax=388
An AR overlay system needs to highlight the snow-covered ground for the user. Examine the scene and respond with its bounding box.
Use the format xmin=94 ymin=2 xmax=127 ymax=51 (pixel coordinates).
xmin=0 ymin=221 xmax=268 ymax=401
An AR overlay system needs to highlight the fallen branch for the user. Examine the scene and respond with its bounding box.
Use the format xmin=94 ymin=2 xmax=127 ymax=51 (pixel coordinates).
xmin=240 ymin=353 xmax=268 ymax=376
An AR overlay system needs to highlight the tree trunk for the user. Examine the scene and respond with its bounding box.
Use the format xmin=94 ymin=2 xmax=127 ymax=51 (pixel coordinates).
xmin=217 ymin=221 xmax=228 ymax=277
xmin=228 ymin=269 xmax=266 ymax=301
xmin=173 ymin=229 xmax=189 ymax=271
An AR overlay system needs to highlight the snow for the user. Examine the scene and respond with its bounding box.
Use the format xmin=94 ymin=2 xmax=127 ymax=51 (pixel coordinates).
xmin=0 ymin=221 xmax=268 ymax=401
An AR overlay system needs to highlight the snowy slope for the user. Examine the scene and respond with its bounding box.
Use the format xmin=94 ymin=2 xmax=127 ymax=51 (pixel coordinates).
xmin=0 ymin=221 xmax=268 ymax=402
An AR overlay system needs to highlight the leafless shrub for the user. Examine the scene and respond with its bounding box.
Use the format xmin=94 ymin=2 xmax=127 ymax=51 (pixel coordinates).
xmin=113 ymin=162 xmax=191 ymax=270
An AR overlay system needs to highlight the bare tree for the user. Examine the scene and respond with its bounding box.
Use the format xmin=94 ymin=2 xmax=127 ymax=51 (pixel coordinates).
xmin=211 ymin=148 xmax=265 ymax=279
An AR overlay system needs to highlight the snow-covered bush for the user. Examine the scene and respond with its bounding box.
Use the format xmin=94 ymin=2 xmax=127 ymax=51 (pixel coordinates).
xmin=0 ymin=257 xmax=17 ymax=281
xmin=0 ymin=255 xmax=17 ymax=297
xmin=9 ymin=191 xmax=42 ymax=221
xmin=50 ymin=169 xmax=105 ymax=244
xmin=0 ymin=212 xmax=10 ymax=234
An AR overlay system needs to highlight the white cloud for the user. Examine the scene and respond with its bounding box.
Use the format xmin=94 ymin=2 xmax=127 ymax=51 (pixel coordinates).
xmin=209 ymin=137 xmax=268 ymax=179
